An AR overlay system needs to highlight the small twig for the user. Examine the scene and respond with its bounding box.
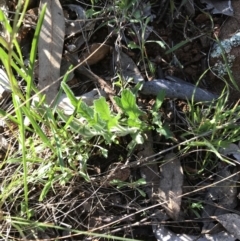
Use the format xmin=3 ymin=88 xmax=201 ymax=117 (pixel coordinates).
xmin=64 ymin=52 xmax=121 ymax=113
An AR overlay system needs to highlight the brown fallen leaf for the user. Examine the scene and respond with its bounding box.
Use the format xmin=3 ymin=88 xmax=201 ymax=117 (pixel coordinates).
xmin=138 ymin=131 xmax=160 ymax=203
xmin=215 ymin=213 xmax=240 ymax=239
xmin=64 ymin=4 xmax=95 ymax=48
xmin=38 ymin=0 xmax=65 ymax=105
xmin=153 ymin=223 xmax=235 ymax=241
xmin=158 ymin=153 xmax=183 ymax=220
xmin=79 ymin=43 xmax=112 ymax=66
xmin=220 ymin=142 xmax=240 ymax=163
xmin=201 ymin=166 xmax=239 ymax=233
xmin=114 ymin=50 xmax=144 ymax=84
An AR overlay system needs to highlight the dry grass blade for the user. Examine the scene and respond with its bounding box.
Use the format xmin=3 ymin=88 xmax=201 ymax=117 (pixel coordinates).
xmin=38 ymin=0 xmax=65 ymax=104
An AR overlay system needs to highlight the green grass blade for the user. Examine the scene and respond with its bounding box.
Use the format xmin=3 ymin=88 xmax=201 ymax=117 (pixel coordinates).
xmin=0 ymin=37 xmax=25 ymax=68
xmin=0 ymin=9 xmax=13 ymax=35
xmin=61 ymin=81 xmax=78 ymax=107
xmin=0 ymin=46 xmax=27 ymax=82
xmin=165 ymin=39 xmax=189 ymax=55
xmin=26 ymin=3 xmax=47 ymax=105
xmin=22 ymin=106 xmax=50 ymax=144
xmin=11 ymin=94 xmax=29 ymax=218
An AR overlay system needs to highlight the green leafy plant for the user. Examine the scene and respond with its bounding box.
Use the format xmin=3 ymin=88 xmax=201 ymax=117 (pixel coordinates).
xmin=150 ymin=90 xmax=173 ymax=139
xmin=189 ymin=201 xmax=203 ymax=218
xmin=60 ymin=82 xmax=151 ymax=149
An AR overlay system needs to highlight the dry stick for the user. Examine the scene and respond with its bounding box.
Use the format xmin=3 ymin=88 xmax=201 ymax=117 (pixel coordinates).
xmin=141 ymin=79 xmax=218 ymax=102
xmin=64 ymin=52 xmax=121 ymax=113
